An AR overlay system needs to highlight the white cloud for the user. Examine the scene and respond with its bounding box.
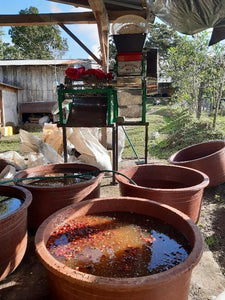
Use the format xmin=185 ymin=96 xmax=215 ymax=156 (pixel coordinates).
xmin=49 ymin=2 xmax=63 ymax=13
xmin=72 ymin=7 xmax=91 ymax=12
xmin=76 ymin=24 xmax=99 ymax=43
xmin=90 ymin=43 xmax=100 ymax=58
xmin=49 ymin=3 xmax=91 ymax=13
xmin=72 ymin=24 xmax=100 ymax=59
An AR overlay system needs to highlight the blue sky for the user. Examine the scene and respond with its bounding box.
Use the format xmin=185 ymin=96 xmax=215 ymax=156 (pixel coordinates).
xmin=0 ymin=0 xmax=99 ymax=59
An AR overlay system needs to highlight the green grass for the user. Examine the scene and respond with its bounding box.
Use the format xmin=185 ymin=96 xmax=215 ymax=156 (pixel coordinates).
xmin=122 ymin=105 xmax=225 ymax=160
xmin=122 ymin=109 xmax=167 ymax=159
xmin=0 ymin=134 xmax=21 ymax=153
xmin=0 ymin=132 xmax=42 ymax=153
xmin=1 ymin=105 xmax=225 ymax=162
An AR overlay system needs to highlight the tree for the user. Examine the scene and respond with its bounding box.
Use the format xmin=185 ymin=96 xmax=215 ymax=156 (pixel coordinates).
xmin=1 ymin=43 xmax=24 ymax=59
xmin=0 ymin=29 xmax=24 ymax=59
xmin=166 ymin=33 xmax=210 ymax=115
xmin=7 ymin=6 xmax=68 ymax=59
xmin=145 ymin=23 xmax=184 ymax=59
xmin=144 ymin=23 xmax=184 ymax=78
xmin=0 ymin=30 xmax=4 ymax=58
xmin=206 ymin=45 xmax=225 ymax=128
xmin=166 ymin=31 xmax=225 ymax=127
xmin=108 ymin=37 xmax=118 ymax=70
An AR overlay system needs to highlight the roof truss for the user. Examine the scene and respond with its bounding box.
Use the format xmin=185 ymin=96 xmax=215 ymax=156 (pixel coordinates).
xmin=0 ymin=1 xmax=147 ymax=68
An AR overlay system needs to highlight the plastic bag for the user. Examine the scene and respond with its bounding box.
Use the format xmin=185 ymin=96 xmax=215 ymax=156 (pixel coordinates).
xmin=68 ymin=128 xmax=112 ymax=170
xmin=19 ymin=129 xmax=63 ymax=164
xmin=26 ymin=153 xmax=48 ymax=168
xmin=0 ymin=165 xmax=16 ymax=183
xmin=19 ymin=129 xmax=42 ymax=153
xmin=43 ymin=124 xmax=63 ymax=155
xmin=38 ymin=116 xmax=50 ymax=126
xmin=0 ymin=151 xmax=27 ymax=170
xmin=38 ymin=141 xmax=63 ymax=164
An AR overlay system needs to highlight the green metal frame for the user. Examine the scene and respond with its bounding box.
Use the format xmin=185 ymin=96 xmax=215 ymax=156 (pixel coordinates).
xmin=57 ymin=86 xmax=118 ymax=126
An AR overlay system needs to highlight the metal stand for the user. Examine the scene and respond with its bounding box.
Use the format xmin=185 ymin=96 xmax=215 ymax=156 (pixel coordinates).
xmin=57 ymin=68 xmax=149 ymax=184
xmin=57 ymin=85 xmax=118 ymax=184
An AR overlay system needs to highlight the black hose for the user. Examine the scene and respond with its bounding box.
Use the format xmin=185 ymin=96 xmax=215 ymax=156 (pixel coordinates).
xmin=0 ymin=169 xmax=137 ymax=186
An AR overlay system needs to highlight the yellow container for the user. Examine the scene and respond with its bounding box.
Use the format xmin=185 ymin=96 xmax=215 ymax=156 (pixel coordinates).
xmin=0 ymin=126 xmax=13 ymax=137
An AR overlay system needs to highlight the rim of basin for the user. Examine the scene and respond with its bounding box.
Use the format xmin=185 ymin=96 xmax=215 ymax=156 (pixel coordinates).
xmin=116 ymin=164 xmax=209 ymax=191
xmin=35 ymin=197 xmax=203 ymax=290
xmin=169 ymin=140 xmax=225 ymax=163
xmin=14 ymin=162 xmax=103 ymax=190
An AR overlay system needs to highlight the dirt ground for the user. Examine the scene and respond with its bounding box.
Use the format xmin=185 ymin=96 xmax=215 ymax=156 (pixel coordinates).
xmin=199 ymin=183 xmax=225 ymax=276
xmin=0 ymin=159 xmax=225 ymax=299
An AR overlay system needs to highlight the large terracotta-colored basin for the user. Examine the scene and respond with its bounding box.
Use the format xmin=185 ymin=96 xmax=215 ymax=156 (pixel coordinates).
xmin=15 ymin=163 xmax=104 ymax=231
xmin=0 ymin=185 xmax=32 ymax=281
xmin=35 ymin=197 xmax=203 ymax=300
xmin=168 ymin=140 xmax=225 ymax=187
xmin=116 ymin=164 xmax=209 ymax=223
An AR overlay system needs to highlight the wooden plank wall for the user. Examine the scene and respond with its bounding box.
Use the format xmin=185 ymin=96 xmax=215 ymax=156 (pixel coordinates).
xmin=0 ymin=64 xmax=68 ymax=104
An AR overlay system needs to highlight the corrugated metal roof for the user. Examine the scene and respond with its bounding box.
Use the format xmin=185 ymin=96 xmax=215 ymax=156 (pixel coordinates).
xmin=0 ymin=59 xmax=92 ymax=66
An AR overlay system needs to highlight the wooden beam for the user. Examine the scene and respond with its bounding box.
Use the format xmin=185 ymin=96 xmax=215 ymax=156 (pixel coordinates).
xmin=88 ymin=1 xmax=108 ymax=31
xmin=0 ymin=10 xmax=146 ymax=27
xmin=18 ymin=102 xmax=57 ymax=113
xmin=0 ymin=12 xmax=96 ymax=26
xmin=59 ymin=23 xmax=102 ymax=66
xmin=93 ymin=11 xmax=109 ymax=71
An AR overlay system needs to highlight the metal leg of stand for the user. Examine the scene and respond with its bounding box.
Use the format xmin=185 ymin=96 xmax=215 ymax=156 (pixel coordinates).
xmin=62 ymin=127 xmax=68 ymax=163
xmin=112 ymin=124 xmax=117 ymax=184
xmin=116 ymin=123 xmax=119 ymax=171
xmin=145 ymin=122 xmax=149 ymax=164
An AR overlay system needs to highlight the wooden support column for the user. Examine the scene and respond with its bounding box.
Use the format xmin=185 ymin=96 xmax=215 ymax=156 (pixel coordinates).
xmin=88 ymin=0 xmax=110 ymax=148
xmin=88 ymin=0 xmax=109 ymax=72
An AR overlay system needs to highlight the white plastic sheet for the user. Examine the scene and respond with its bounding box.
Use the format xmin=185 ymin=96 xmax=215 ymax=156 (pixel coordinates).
xmin=26 ymin=153 xmax=48 ymax=168
xmin=19 ymin=129 xmax=63 ymax=164
xmin=0 ymin=151 xmax=27 ymax=170
xmin=67 ymin=128 xmax=112 ymax=170
xmin=0 ymin=165 xmax=16 ymax=183
xmin=149 ymin=0 xmax=225 ymax=45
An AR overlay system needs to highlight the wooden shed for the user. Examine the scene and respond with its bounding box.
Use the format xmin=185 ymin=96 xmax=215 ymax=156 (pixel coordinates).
xmin=0 ymin=59 xmax=92 ymax=125
xmin=0 ymin=82 xmax=21 ymax=126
